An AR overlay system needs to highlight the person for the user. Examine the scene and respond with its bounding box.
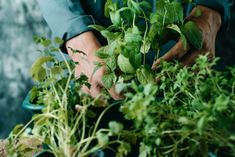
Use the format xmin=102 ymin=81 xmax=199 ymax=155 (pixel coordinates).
xmin=37 ymin=0 xmax=233 ymax=99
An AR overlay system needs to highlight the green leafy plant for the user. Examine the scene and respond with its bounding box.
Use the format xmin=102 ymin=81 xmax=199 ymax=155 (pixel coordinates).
xmin=6 ymin=37 xmax=132 ymax=157
xmin=90 ymin=0 xmax=203 ymax=89
xmin=7 ymin=0 xmax=235 ymax=157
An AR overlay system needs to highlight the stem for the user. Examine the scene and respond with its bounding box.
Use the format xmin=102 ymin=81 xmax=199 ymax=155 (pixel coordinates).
xmin=80 ymin=101 xmax=121 ymax=154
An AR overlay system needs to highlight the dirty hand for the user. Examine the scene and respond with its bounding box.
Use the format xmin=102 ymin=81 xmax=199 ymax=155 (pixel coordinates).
xmin=66 ymin=31 xmax=122 ymax=100
xmin=152 ymin=5 xmax=222 ymax=69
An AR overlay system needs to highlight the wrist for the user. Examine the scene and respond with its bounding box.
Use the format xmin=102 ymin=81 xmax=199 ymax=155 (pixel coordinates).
xmin=192 ymin=5 xmax=222 ymax=32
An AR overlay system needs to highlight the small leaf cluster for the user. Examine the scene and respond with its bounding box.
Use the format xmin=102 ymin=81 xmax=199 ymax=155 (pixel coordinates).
xmin=119 ymin=56 xmax=235 ymax=156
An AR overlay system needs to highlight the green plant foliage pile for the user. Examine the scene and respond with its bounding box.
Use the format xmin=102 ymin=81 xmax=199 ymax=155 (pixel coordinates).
xmin=6 ymin=0 xmax=235 ymax=157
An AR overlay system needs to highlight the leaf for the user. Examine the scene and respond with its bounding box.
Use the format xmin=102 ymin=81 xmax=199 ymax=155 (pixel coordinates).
xmin=100 ymin=30 xmax=120 ymax=43
xmin=117 ymin=142 xmax=131 ymax=156
xmin=136 ymin=65 xmax=155 ymax=85
xmin=167 ymin=24 xmax=187 ymax=49
xmin=139 ymin=143 xmax=151 ymax=157
xmin=166 ymin=2 xmax=184 ymax=24
xmin=124 ymin=27 xmax=142 ymax=43
xmin=140 ymin=41 xmax=151 ymax=54
xmin=30 ymin=56 xmax=54 ymax=82
xmin=139 ymin=1 xmax=152 ymax=10
xmin=89 ymin=24 xmax=106 ymax=31
xmin=117 ymin=54 xmax=136 ymax=74
xmin=110 ymin=11 xmax=121 ymax=26
xmin=151 ymin=1 xmax=183 ymax=25
xmin=215 ymin=95 xmax=230 ymax=112
xmin=54 ymin=37 xmax=64 ymax=45
xmin=51 ymin=66 xmax=63 ymax=77
xmin=97 ymin=132 xmax=109 ymax=146
xmin=129 ymin=53 xmax=142 ymax=69
xmin=127 ymin=0 xmax=141 ymax=14
xmin=106 ymin=56 xmax=117 ymax=71
xmin=104 ymin=0 xmax=113 ymax=17
xmin=96 ymin=47 xmax=109 ymax=59
xmin=197 ymin=116 xmax=207 ymax=135
xmin=181 ymin=21 xmax=203 ymax=49
xmin=41 ymin=39 xmax=51 ymax=47
xmin=194 ymin=7 xmax=202 ymax=18
xmin=11 ymin=124 xmax=24 ymax=136
xmin=102 ymin=72 xmax=116 ymax=89
xmin=108 ymin=121 xmax=124 ymax=135
xmin=92 ymin=61 xmax=103 ymax=77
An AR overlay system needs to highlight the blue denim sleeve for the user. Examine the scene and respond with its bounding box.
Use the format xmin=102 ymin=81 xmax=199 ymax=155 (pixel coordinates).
xmin=37 ymin=0 xmax=95 ymax=41
xmin=188 ymin=0 xmax=233 ymax=30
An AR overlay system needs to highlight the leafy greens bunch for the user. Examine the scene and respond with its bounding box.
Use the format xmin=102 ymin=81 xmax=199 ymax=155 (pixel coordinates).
xmin=120 ymin=56 xmax=235 ymax=156
xmin=90 ymin=0 xmax=203 ymax=89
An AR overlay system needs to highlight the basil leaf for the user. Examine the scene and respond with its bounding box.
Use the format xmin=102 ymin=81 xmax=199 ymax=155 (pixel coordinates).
xmin=181 ymin=21 xmax=203 ymax=49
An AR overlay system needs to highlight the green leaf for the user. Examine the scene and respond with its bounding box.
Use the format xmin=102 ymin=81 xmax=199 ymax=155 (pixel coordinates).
xmin=100 ymin=30 xmax=120 ymax=43
xmin=151 ymin=1 xmax=183 ymax=25
xmin=102 ymin=72 xmax=116 ymax=89
xmin=104 ymin=0 xmax=113 ymax=17
xmin=197 ymin=116 xmax=207 ymax=135
xmin=110 ymin=11 xmax=121 ymax=26
xmin=166 ymin=2 xmax=184 ymax=24
xmin=11 ymin=124 xmax=24 ymax=136
xmin=89 ymin=24 xmax=106 ymax=31
xmin=215 ymin=95 xmax=230 ymax=112
xmin=106 ymin=56 xmax=117 ymax=71
xmin=124 ymin=27 xmax=142 ymax=43
xmin=181 ymin=21 xmax=203 ymax=49
xmin=92 ymin=61 xmax=103 ymax=77
xmin=139 ymin=1 xmax=152 ymax=10
xmin=139 ymin=143 xmax=151 ymax=157
xmin=117 ymin=142 xmax=131 ymax=156
xmin=194 ymin=7 xmax=202 ymax=18
xmin=51 ymin=66 xmax=63 ymax=77
xmin=117 ymin=54 xmax=136 ymax=74
xmin=96 ymin=47 xmax=109 ymax=59
xmin=167 ymin=24 xmax=187 ymax=49
xmin=136 ymin=65 xmax=155 ymax=85
xmin=128 ymin=0 xmax=141 ymax=14
xmin=97 ymin=132 xmax=109 ymax=146
xmin=108 ymin=121 xmax=124 ymax=135
xmin=54 ymin=37 xmax=64 ymax=45
xmin=41 ymin=39 xmax=51 ymax=47
xmin=30 ymin=56 xmax=54 ymax=82
xmin=129 ymin=53 xmax=142 ymax=69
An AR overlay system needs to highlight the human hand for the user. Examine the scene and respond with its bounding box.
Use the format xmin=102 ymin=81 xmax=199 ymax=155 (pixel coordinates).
xmin=66 ymin=31 xmax=122 ymax=100
xmin=152 ymin=5 xmax=222 ymax=69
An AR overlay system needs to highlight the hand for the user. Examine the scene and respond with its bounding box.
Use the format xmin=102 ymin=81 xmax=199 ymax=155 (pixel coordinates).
xmin=66 ymin=31 xmax=122 ymax=100
xmin=152 ymin=5 xmax=222 ymax=69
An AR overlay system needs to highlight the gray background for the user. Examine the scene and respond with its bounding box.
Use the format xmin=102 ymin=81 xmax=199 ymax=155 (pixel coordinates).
xmin=0 ymin=0 xmax=50 ymax=138
xmin=0 ymin=1 xmax=234 ymax=138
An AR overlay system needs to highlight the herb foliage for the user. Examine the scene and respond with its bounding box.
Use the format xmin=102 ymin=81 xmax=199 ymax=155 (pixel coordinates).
xmin=7 ymin=0 xmax=235 ymax=157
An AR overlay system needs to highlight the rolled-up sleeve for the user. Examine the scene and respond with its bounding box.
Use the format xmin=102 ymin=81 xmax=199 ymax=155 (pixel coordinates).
xmin=37 ymin=0 xmax=95 ymax=41
xmin=194 ymin=0 xmax=233 ymax=30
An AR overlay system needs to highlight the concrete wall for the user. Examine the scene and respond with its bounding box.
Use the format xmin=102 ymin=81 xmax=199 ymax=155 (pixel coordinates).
xmin=0 ymin=0 xmax=50 ymax=138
